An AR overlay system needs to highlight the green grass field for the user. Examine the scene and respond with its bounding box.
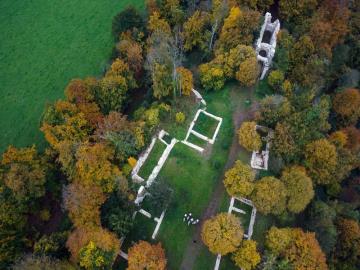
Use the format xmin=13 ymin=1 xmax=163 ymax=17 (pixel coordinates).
xmin=0 ymin=0 xmax=144 ymax=154
xmin=138 ymin=140 xmax=167 ymax=180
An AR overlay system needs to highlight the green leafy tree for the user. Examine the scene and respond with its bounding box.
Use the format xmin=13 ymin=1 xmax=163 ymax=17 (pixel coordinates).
xmin=112 ymin=6 xmax=144 ymax=39
xmin=268 ymin=70 xmax=285 ymax=90
xmin=34 ymin=232 xmax=69 ymax=258
xmin=101 ymin=193 xmax=135 ymax=238
xmin=305 ymin=201 xmax=337 ymax=255
xmin=12 ymin=255 xmax=76 ymax=270
xmin=0 ymin=188 xmax=26 ymax=268
xmin=146 ymin=180 xmax=173 ymax=212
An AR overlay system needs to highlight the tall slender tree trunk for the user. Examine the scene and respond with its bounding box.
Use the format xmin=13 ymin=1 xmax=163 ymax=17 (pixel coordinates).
xmin=209 ymin=19 xmax=218 ymax=51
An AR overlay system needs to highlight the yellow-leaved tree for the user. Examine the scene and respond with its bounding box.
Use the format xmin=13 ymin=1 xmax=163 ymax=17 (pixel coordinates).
xmin=304 ymin=138 xmax=337 ymax=185
xmin=201 ymin=213 xmax=243 ymax=255
xmin=232 ymin=240 xmax=261 ymax=270
xmin=280 ymin=166 xmax=314 ymax=213
xmin=75 ymin=142 xmax=125 ymax=193
xmin=224 ymin=160 xmax=255 ymax=197
xmin=237 ymin=121 xmax=261 ymax=151
xmin=176 ymin=67 xmax=193 ymax=96
xmin=250 ymin=176 xmax=287 ymax=215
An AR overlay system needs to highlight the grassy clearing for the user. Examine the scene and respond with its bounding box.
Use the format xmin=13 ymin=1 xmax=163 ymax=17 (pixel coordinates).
xmin=138 ymin=140 xmax=167 ymax=180
xmin=153 ymin=88 xmax=235 ymax=269
xmin=193 ymin=111 xmax=220 ymax=138
xmin=186 ymin=133 xmax=208 ymax=149
xmin=0 ymin=0 xmax=145 ymax=153
xmin=122 ymin=86 xmax=237 ymax=268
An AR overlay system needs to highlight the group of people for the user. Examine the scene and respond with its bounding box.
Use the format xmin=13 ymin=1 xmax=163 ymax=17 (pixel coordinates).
xmin=183 ymin=213 xmax=199 ymax=226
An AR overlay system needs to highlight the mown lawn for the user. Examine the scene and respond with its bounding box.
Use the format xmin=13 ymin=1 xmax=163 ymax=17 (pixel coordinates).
xmin=138 ymin=140 xmax=167 ymax=180
xmin=0 ymin=0 xmax=144 ymax=153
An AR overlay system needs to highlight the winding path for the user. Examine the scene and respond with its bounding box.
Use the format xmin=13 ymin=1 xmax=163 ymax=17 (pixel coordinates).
xmin=179 ymin=97 xmax=258 ymax=270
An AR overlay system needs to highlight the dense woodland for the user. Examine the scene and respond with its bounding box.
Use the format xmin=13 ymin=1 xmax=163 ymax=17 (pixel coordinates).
xmin=0 ymin=0 xmax=359 ymax=269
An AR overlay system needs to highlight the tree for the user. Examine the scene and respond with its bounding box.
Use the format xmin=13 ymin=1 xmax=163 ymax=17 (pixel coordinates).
xmin=335 ymin=218 xmax=360 ymax=263
xmin=101 ymin=192 xmax=135 ymax=238
xmin=305 ymin=201 xmax=337 ymax=255
xmin=1 ymin=146 xmax=46 ymax=202
xmin=34 ymin=232 xmax=68 ymax=258
xmin=63 ymin=182 xmax=106 ymax=228
xmin=268 ymin=70 xmax=285 ymax=90
xmin=146 ymin=180 xmax=173 ymax=212
xmin=65 ymin=78 xmax=95 ymax=104
xmin=208 ymin=0 xmax=229 ymax=51
xmin=201 ymin=213 xmax=243 ymax=255
xmin=12 ymin=255 xmax=76 ymax=270
xmin=41 ymin=100 xmax=92 ymax=150
xmin=329 ymin=130 xmax=348 ymax=148
xmin=343 ymin=126 xmax=360 ymax=153
xmin=223 ymin=160 xmax=255 ymax=197
xmin=79 ymin=241 xmax=115 ymax=270
xmin=304 ymin=139 xmax=337 ymax=185
xmin=148 ymin=11 xmax=171 ymax=34
xmin=75 ymin=142 xmax=124 ymax=193
xmin=309 ymin=0 xmax=350 ymax=58
xmin=284 ymin=229 xmax=328 ymax=270
xmin=236 ymin=56 xmax=259 ymax=87
xmin=232 ymin=240 xmax=261 ymax=270
xmin=237 ymin=121 xmax=262 ymax=152
xmin=279 ymin=0 xmax=318 ymax=21
xmin=182 ymin=11 xmax=210 ymax=52
xmin=256 ymin=95 xmax=292 ymax=128
xmin=117 ymin=33 xmax=144 ymax=76
xmin=95 ymin=111 xmax=143 ymax=161
xmin=288 ymin=35 xmax=325 ymax=88
xmin=281 ymin=166 xmax=314 ymax=213
xmin=152 ymin=63 xmax=173 ymax=98
xmin=265 ymin=227 xmax=293 ymax=255
xmin=127 ymin=241 xmax=167 ymax=270
xmin=224 ymin=45 xmax=256 ymax=78
xmin=112 ymin=6 xmax=144 ymax=40
xmin=93 ymin=59 xmax=136 ymax=114
xmin=159 ymin=0 xmax=184 ymax=26
xmin=251 ymin=177 xmax=287 ymax=215
xmin=216 ymin=6 xmax=260 ymax=52
xmin=0 ymin=188 xmax=27 ymax=268
xmin=176 ymin=67 xmax=193 ymax=96
xmin=265 ymin=227 xmax=328 ymax=270
xmin=333 ymin=88 xmax=360 ymax=126
xmin=66 ymin=227 xmax=120 ymax=263
xmin=199 ymin=63 xmax=225 ymax=91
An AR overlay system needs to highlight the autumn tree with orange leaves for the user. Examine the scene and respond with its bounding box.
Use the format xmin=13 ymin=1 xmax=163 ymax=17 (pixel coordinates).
xmin=127 ymin=241 xmax=167 ymax=270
